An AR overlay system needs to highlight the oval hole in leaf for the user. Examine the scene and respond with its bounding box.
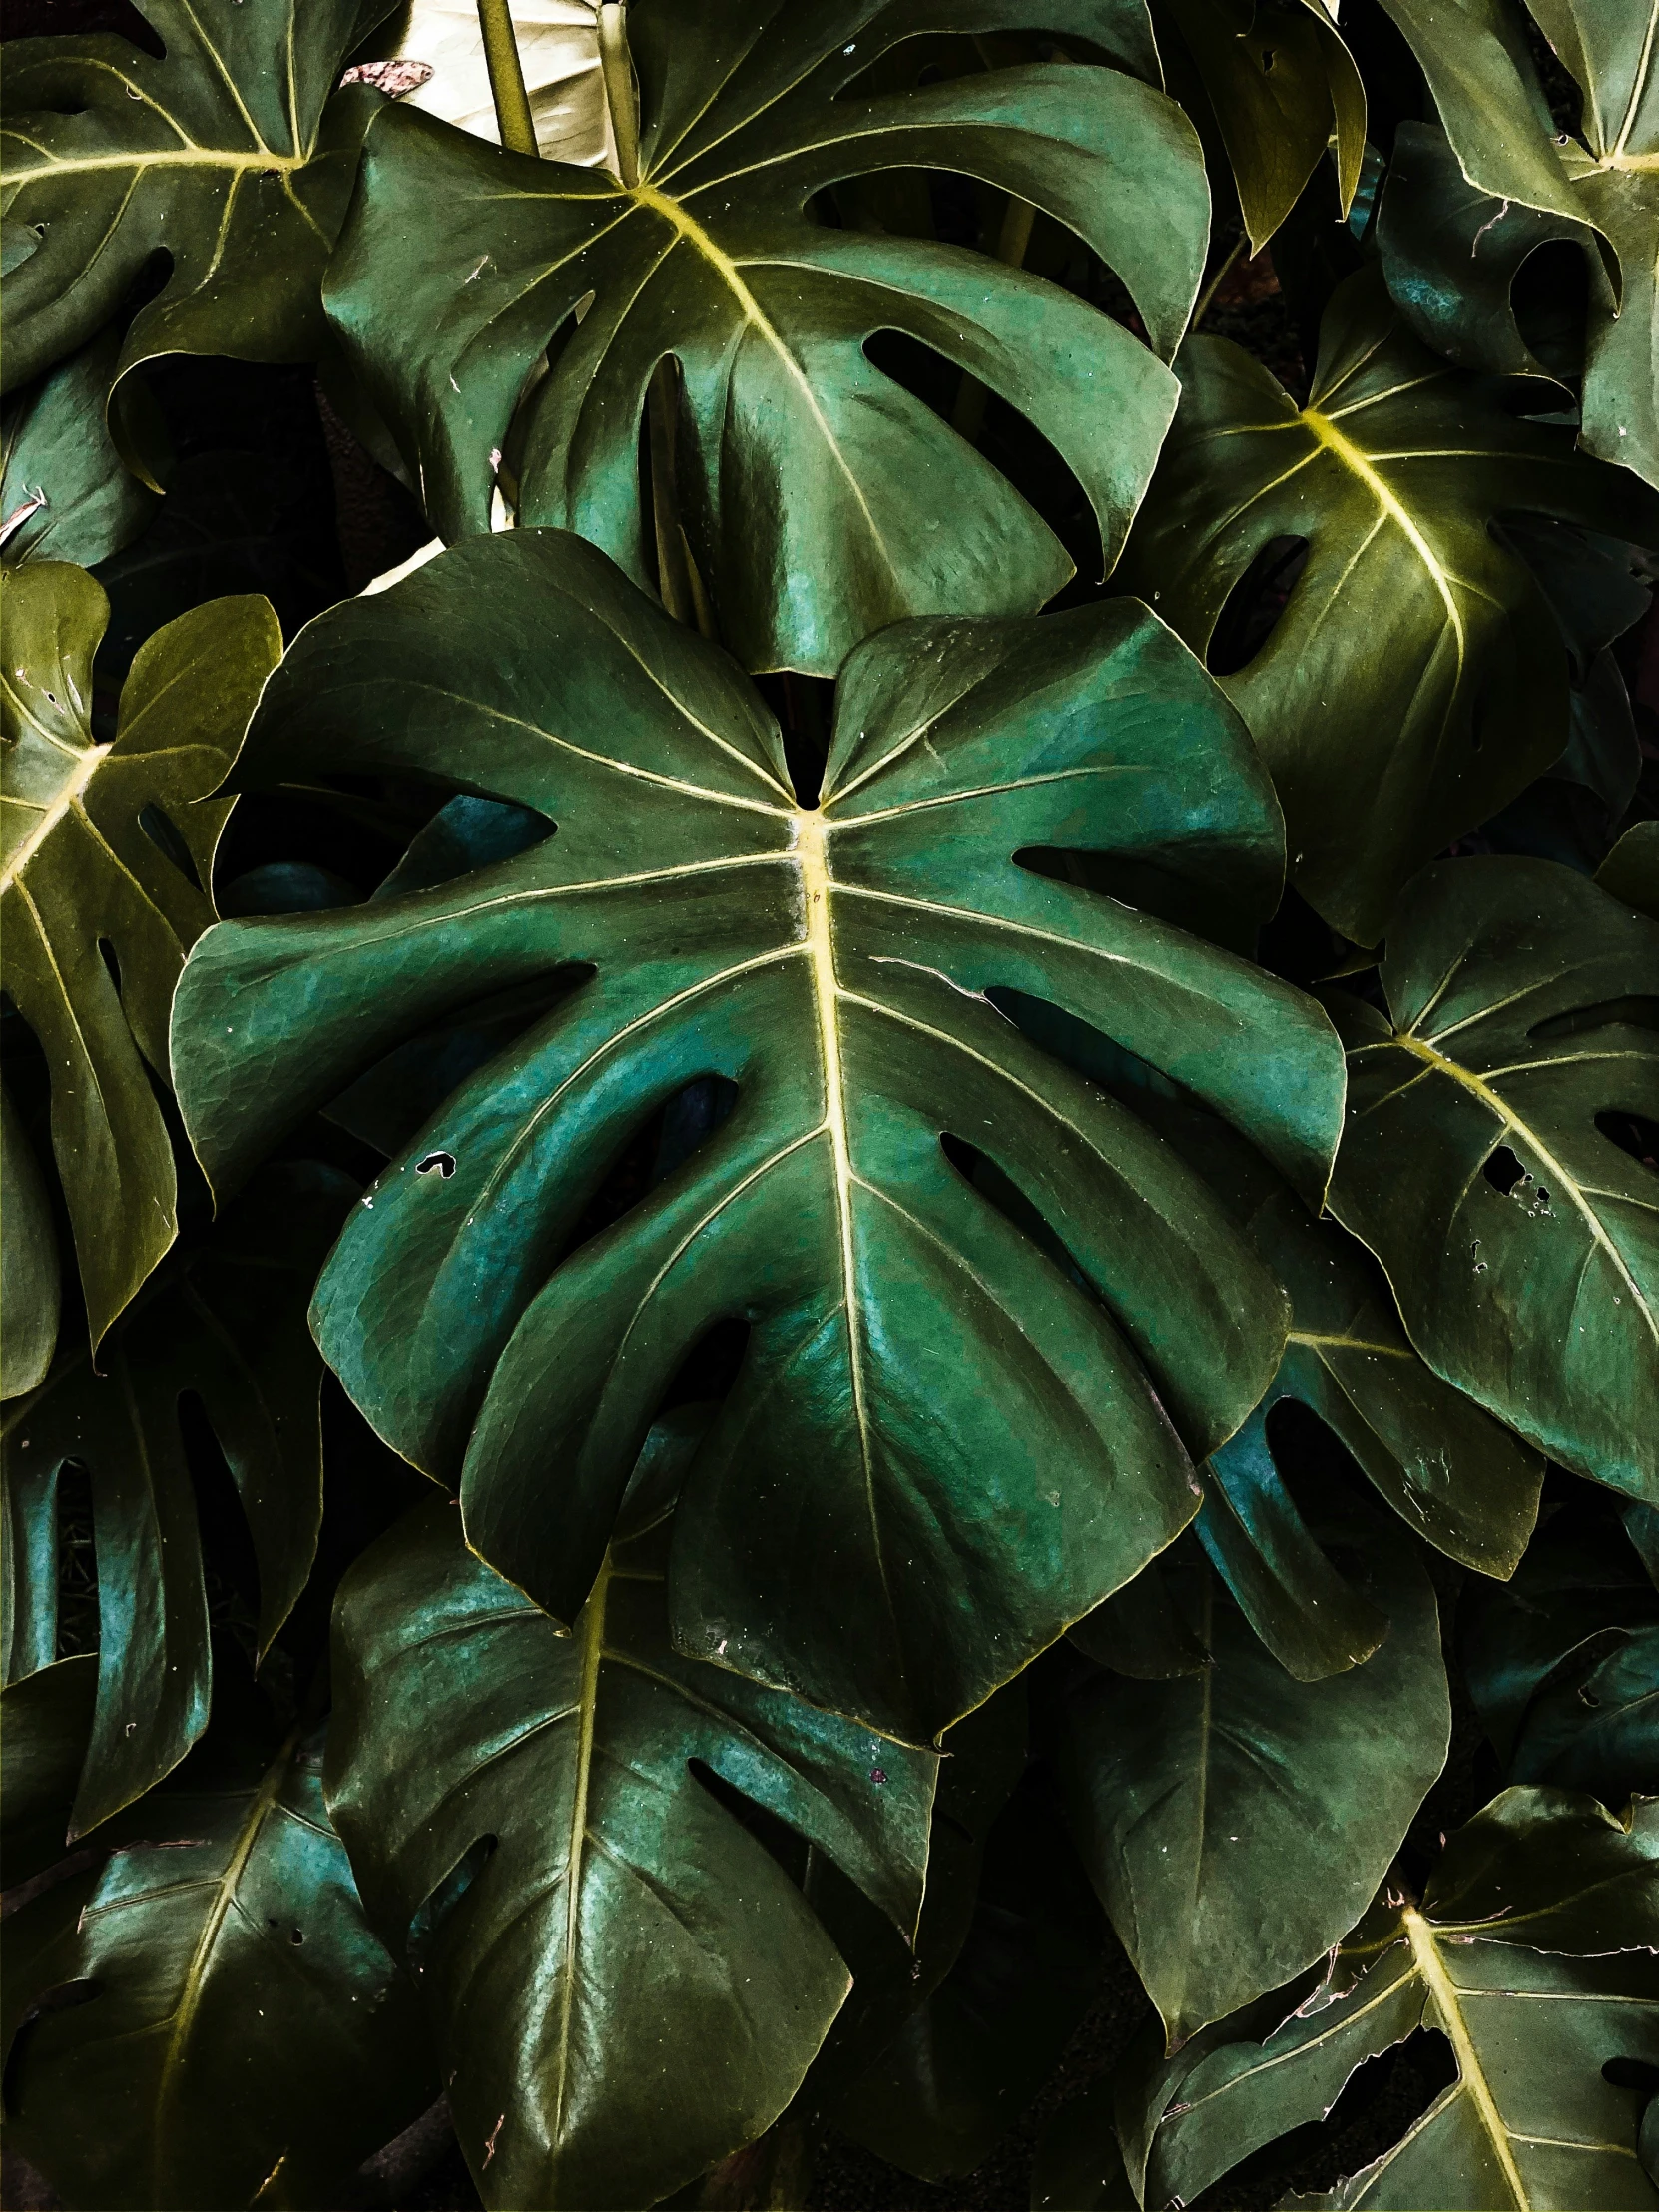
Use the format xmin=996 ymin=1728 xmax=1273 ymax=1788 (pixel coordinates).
xmin=1604 ymin=2057 xmax=1659 ymax=2093
xmin=1531 ymin=995 xmax=1659 ymax=1041
xmin=1595 ymin=1110 xmax=1659 ymax=1171
xmin=406 ymin=1834 xmax=496 ymax=1978
xmin=415 ymin=1152 xmax=456 ymax=1179
xmin=1206 ymin=535 xmax=1309 ymax=677
xmin=939 ymin=1132 xmax=1097 ymax=1301
xmin=558 ymin=1074 xmax=740 ymax=1264
xmin=96 ymin=938 xmax=121 ymax=997
xmin=688 ymin=1760 xmax=811 ymax=1889
xmin=1483 ymin=1144 xmax=1526 ymax=1195
xmin=137 ymin=802 xmax=201 ymax=891
xmin=1511 ymin=238 xmax=1589 ymax=382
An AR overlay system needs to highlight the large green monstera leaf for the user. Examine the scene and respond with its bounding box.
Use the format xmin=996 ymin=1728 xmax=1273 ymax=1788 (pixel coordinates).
xmin=1327 ymin=856 xmax=1659 ymax=1506
xmin=1119 ymin=270 xmax=1659 ymax=943
xmin=1120 ymin=1790 xmax=1659 ymax=2211
xmin=322 ymin=0 xmax=1210 ymax=675
xmin=327 ymin=1494 xmax=936 ymax=2210
xmin=1 ymin=1696 xmax=436 ymax=2211
xmin=1050 ymin=1540 xmax=1449 ymax=2048
xmin=1378 ymin=0 xmax=1659 ymax=492
xmin=1 ymin=1165 xmax=348 ymax=1837
xmin=0 ymin=563 xmax=280 ymax=1356
xmin=0 ymin=0 xmax=391 ymax=425
xmin=1 ymin=332 xmax=159 ymax=571
xmin=171 ymin=529 xmax=1346 ymax=1745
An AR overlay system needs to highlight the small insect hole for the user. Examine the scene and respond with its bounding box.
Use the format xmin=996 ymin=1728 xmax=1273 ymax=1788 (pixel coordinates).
xmin=1482 ymin=1144 xmax=1525 ymax=1195
xmin=415 ymin=1151 xmax=456 ymax=1178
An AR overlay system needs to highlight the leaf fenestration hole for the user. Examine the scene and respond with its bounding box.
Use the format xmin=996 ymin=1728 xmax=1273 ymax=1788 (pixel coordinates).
xmin=1206 ymin=535 xmax=1309 ymax=676
xmin=97 ymin=938 xmax=122 ymax=996
xmin=138 ymin=802 xmax=202 ymax=890
xmin=1596 ymin=1109 xmax=1659 ymax=1171
xmin=1482 ymin=1144 xmax=1526 ymax=1195
xmin=1604 ymin=2057 xmax=1659 ymax=2093
xmin=415 ymin=1151 xmax=456 ymax=1178
xmin=406 ymin=1835 xmax=496 ymax=1976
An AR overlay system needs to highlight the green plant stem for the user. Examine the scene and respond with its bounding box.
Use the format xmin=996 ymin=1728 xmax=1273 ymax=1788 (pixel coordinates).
xmin=475 ymin=0 xmax=537 ymax=155
xmin=1192 ymin=230 xmax=1249 ymax=329
xmin=599 ymin=1 xmax=641 ymax=187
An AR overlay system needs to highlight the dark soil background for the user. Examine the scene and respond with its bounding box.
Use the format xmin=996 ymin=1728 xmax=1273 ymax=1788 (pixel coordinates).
xmin=4 ymin=0 xmax=1656 ymax=2205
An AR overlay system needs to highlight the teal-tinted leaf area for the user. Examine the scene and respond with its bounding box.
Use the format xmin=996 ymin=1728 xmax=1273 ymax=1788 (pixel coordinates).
xmin=0 ymin=0 xmax=392 ymax=417
xmin=1 ymin=1703 xmax=436 ymax=2211
xmin=1 ymin=1164 xmax=349 ymax=1837
xmin=326 ymin=1496 xmax=937 ymax=2210
xmin=170 ymin=529 xmax=1347 ymax=1744
xmin=1125 ymin=1790 xmax=1659 ymax=2212
xmin=323 ymin=0 xmax=1211 ymax=673
xmin=1326 ymin=856 xmax=1659 ymax=1506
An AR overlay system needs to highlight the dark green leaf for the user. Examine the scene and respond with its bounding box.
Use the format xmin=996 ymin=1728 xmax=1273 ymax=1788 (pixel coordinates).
xmin=1377 ymin=119 xmax=1600 ymax=387
xmin=1160 ymin=0 xmax=1366 ymax=252
xmin=0 ymin=1653 xmax=96 ymax=1885
xmin=0 ymin=0 xmax=392 ymax=434
xmin=1 ymin=1164 xmax=348 ymax=1837
xmin=0 ymin=1074 xmax=59 ymax=1397
xmin=0 ymin=561 xmax=280 ymax=1348
xmin=323 ymin=0 xmax=1210 ymax=673
xmin=171 ymin=528 xmax=1347 ymax=1744
xmin=1600 ymin=821 xmax=1659 ymax=921
xmin=1125 ymin=1790 xmax=1659 ymax=2211
xmin=1 ymin=1700 xmax=436 ymax=2210
xmin=1508 ymin=1622 xmax=1658 ymax=1803
xmin=1377 ymin=0 xmax=1659 ymax=492
xmin=1324 ymin=855 xmax=1659 ymax=1505
xmin=1 ymin=330 xmax=159 ymax=570
xmin=1119 ymin=268 xmax=1659 ymax=941
xmin=325 ymin=1494 xmax=937 ymax=2211
xmin=1050 ymin=1543 xmax=1450 ymax=2047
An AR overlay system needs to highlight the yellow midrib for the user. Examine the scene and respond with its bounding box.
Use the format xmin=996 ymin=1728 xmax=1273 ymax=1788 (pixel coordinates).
xmin=1 ymin=741 xmax=110 ymax=897
xmin=153 ymin=1729 xmax=300 ymax=2197
xmin=552 ymin=1549 xmax=611 ymax=2145
xmin=1389 ymin=1027 xmax=1657 ymax=1344
xmin=1300 ymin=404 xmax=1465 ymax=680
xmin=1403 ymin=1907 xmax=1530 ymax=2207
xmin=5 ymin=146 xmax=305 ymax=179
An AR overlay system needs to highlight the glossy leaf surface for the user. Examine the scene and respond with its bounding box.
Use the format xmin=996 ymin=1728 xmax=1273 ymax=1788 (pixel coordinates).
xmin=323 ymin=0 xmax=1208 ymax=673
xmin=1326 ymin=856 xmax=1659 ymax=1505
xmin=1120 ymin=270 xmax=1659 ymax=940
xmin=0 ymin=0 xmax=391 ymax=421
xmin=172 ymin=529 xmax=1347 ymax=1744
xmin=1050 ymin=1544 xmax=1450 ymax=2047
xmin=326 ymin=1495 xmax=936 ymax=2210
xmin=1378 ymin=0 xmax=1659 ymax=491
xmin=1 ymin=1165 xmax=348 ymax=1837
xmin=1160 ymin=0 xmax=1365 ymax=251
xmin=0 ymin=1653 xmax=96 ymax=1885
xmin=0 ymin=332 xmax=159 ymax=570
xmin=0 ymin=562 xmax=280 ymax=1349
xmin=2 ymin=1701 xmax=436 ymax=2210
xmin=1600 ymin=820 xmax=1659 ymax=922
xmin=0 ymin=1075 xmax=58 ymax=1397
xmin=1125 ymin=1790 xmax=1659 ymax=2211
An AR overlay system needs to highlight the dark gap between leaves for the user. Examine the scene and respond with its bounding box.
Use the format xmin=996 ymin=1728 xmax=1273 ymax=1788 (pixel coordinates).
xmin=55 ymin=1459 xmax=98 ymax=1664
xmin=406 ymin=1836 xmax=497 ymax=1980
xmin=1596 ymin=1109 xmax=1659 ymax=1171
xmin=136 ymin=802 xmax=201 ymax=890
xmin=3 ymin=1981 xmax=102 ymax=2120
xmin=689 ymin=1760 xmax=813 ymax=1891
xmin=178 ymin=1389 xmax=263 ymax=1665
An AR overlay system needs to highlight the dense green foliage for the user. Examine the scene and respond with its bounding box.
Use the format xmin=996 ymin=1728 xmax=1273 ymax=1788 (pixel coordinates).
xmin=1 ymin=1 xmax=1656 ymax=2207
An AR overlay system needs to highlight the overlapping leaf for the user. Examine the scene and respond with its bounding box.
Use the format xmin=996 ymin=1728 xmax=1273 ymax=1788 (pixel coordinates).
xmin=1119 ymin=269 xmax=1659 ymax=941
xmin=1325 ymin=855 xmax=1659 ymax=1504
xmin=1378 ymin=0 xmax=1659 ymax=491
xmin=171 ymin=529 xmax=1347 ymax=1744
xmin=1121 ymin=1790 xmax=1659 ymax=2211
xmin=1 ymin=1165 xmax=348 ymax=1837
xmin=1 ymin=0 xmax=392 ymax=430
xmin=1 ymin=1695 xmax=436 ymax=2211
xmin=323 ymin=0 xmax=1210 ymax=673
xmin=1157 ymin=0 xmax=1366 ymax=251
xmin=1 ymin=332 xmax=159 ymax=571
xmin=326 ymin=1493 xmax=936 ymax=2210
xmin=0 ymin=562 xmax=279 ymax=1354
xmin=1049 ymin=1542 xmax=1450 ymax=2048
xmin=376 ymin=0 xmax=612 ymax=164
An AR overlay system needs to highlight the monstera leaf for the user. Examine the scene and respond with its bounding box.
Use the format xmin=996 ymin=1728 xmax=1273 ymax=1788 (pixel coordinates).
xmin=0 ymin=1076 xmax=58 ymax=1400
xmin=1325 ymin=857 xmax=1659 ymax=1506
xmin=326 ymin=1493 xmax=937 ymax=2211
xmin=0 ymin=1652 xmax=96 ymax=1884
xmin=1 ymin=1165 xmax=349 ymax=1838
xmin=1049 ymin=1541 xmax=1450 ymax=2048
xmin=171 ymin=529 xmax=1348 ymax=1745
xmin=1157 ymin=0 xmax=1366 ymax=252
xmin=1600 ymin=821 xmax=1659 ymax=921
xmin=1119 ymin=269 xmax=1659 ymax=942
xmin=0 ymin=563 xmax=279 ymax=1353
xmin=322 ymin=0 xmax=1210 ymax=674
xmin=1120 ymin=1790 xmax=1659 ymax=2211
xmin=1 ymin=331 xmax=159 ymax=570
xmin=0 ymin=0 xmax=392 ymax=431
xmin=1 ymin=1691 xmax=436 ymax=2211
xmin=1377 ymin=120 xmax=1604 ymax=388
xmin=1378 ymin=0 xmax=1659 ymax=492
